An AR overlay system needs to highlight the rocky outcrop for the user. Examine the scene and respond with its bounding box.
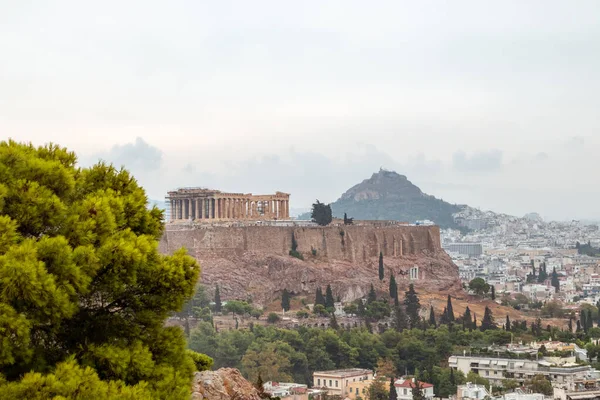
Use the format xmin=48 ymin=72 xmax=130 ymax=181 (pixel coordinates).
xmin=191 ymin=368 xmax=261 ymax=400
xmin=161 ymin=224 xmax=462 ymax=306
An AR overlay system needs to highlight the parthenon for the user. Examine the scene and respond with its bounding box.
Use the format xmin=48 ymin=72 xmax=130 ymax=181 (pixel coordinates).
xmin=166 ymin=188 xmax=290 ymax=221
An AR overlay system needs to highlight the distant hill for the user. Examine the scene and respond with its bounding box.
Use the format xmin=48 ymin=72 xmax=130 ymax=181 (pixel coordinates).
xmin=303 ymin=170 xmax=464 ymax=228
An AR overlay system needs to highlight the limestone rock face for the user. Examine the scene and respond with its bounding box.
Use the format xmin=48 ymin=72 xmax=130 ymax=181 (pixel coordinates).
xmin=191 ymin=368 xmax=261 ymax=400
xmin=161 ymin=225 xmax=462 ymax=306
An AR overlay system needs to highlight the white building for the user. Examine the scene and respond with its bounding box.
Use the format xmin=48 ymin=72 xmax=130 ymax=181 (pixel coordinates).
xmin=394 ymin=378 xmax=434 ymax=400
xmin=449 ymin=355 xmax=599 ymax=388
xmin=263 ymin=382 xmax=307 ymax=398
xmin=457 ymin=383 xmax=491 ymax=400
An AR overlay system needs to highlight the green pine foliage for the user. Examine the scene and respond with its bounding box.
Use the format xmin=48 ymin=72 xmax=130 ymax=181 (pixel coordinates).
xmin=0 ymin=141 xmax=205 ymax=399
xmin=311 ymin=200 xmax=332 ymax=226
xmin=379 ymin=252 xmax=384 ymax=281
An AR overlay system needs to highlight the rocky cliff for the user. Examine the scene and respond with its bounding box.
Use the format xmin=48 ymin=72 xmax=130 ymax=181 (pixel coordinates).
xmin=160 ymin=224 xmax=462 ymax=306
xmin=191 ymin=368 xmax=261 ymax=400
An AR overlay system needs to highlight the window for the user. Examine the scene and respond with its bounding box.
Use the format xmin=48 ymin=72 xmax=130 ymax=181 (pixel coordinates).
xmin=356 ymin=388 xmax=359 ymax=394
xmin=404 ymin=389 xmax=408 ymax=395
xmin=329 ymin=380 xmax=332 ymax=387
xmin=335 ymin=380 xmax=338 ymax=388
xmin=317 ymin=379 xmax=320 ymax=386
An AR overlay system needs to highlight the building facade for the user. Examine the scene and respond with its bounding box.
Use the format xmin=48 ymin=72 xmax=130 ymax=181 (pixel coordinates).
xmin=312 ymin=369 xmax=374 ymax=397
xmin=166 ymin=188 xmax=290 ymax=221
xmin=449 ymin=355 xmax=598 ymax=388
xmin=395 ymin=378 xmax=435 ymax=400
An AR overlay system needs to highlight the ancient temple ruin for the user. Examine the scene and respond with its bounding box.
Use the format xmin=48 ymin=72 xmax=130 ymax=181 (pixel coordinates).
xmin=166 ymin=188 xmax=290 ymax=221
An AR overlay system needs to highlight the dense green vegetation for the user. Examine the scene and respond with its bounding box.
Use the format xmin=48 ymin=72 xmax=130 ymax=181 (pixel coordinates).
xmin=0 ymin=141 xmax=206 ymax=399
xmin=576 ymin=241 xmax=600 ymax=257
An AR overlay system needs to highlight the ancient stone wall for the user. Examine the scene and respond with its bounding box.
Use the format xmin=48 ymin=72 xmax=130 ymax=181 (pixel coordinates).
xmin=159 ymin=224 xmax=440 ymax=259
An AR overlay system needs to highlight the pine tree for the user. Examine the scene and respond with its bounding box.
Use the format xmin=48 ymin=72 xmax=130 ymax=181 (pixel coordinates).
xmin=480 ymin=306 xmax=496 ymax=331
xmin=281 ymin=288 xmax=291 ymax=312
xmin=368 ymin=284 xmax=377 ymax=304
xmin=473 ymin=313 xmax=477 ymax=330
xmin=551 ymin=267 xmax=560 ymax=292
xmin=588 ymin=309 xmax=594 ymax=330
xmin=325 ymin=284 xmax=335 ymax=310
xmin=214 ymin=284 xmax=222 ymax=313
xmin=390 ymin=273 xmax=398 ymax=302
xmin=429 ymin=306 xmax=437 ymax=328
xmin=404 ymin=284 xmax=421 ymax=329
xmin=412 ymin=381 xmax=425 ymax=400
xmin=538 ymin=265 xmax=548 ymax=282
xmin=379 ymin=252 xmax=385 ymax=281
xmin=446 ymin=295 xmax=455 ymax=322
xmin=315 ymin=287 xmax=326 ymax=306
xmin=393 ymin=305 xmax=408 ymax=332
xmin=491 ymin=286 xmax=496 ymax=301
xmin=389 ymin=376 xmax=398 ymax=400
xmin=506 ymin=315 xmax=511 ymax=331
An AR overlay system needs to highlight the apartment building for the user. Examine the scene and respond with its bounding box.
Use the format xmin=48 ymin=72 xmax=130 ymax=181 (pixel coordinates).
xmin=449 ymin=355 xmax=598 ymax=388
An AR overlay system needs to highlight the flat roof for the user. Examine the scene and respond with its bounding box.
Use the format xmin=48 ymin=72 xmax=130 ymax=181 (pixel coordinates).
xmin=313 ymin=369 xmax=373 ymax=378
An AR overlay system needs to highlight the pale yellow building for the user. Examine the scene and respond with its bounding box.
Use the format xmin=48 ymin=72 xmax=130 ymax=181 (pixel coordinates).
xmin=347 ymin=379 xmax=374 ymax=399
xmin=313 ymin=369 xmax=374 ymax=397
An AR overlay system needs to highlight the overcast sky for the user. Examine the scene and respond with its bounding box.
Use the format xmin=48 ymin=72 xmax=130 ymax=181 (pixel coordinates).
xmin=2 ymin=1 xmax=599 ymax=221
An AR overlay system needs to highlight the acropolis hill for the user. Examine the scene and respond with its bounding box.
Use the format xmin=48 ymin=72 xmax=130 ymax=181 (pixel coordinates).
xmin=160 ymin=188 xmax=462 ymax=305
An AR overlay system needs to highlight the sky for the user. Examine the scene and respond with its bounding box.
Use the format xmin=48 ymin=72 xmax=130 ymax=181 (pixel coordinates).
xmin=1 ymin=1 xmax=599 ymax=221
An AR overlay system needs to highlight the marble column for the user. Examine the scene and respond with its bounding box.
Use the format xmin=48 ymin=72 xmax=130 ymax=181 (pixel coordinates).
xmin=172 ymin=200 xmax=177 ymax=220
xmin=178 ymin=199 xmax=183 ymax=219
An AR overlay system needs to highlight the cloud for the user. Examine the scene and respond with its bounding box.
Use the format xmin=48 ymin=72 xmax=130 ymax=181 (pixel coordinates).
xmin=452 ymin=149 xmax=503 ymax=173
xmin=88 ymin=137 xmax=163 ymax=172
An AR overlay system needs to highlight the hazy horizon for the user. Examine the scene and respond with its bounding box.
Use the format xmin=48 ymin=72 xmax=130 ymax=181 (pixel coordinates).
xmin=2 ymin=1 xmax=599 ymax=221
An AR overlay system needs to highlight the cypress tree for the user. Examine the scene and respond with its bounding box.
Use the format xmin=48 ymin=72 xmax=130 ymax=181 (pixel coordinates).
xmin=568 ymin=316 xmax=573 ymax=333
xmin=389 ymin=273 xmax=398 ymax=303
xmin=393 ymin=304 xmax=408 ymax=332
xmin=473 ymin=313 xmax=477 ymax=330
xmin=358 ymin=300 xmax=366 ymax=316
xmin=581 ymin=310 xmax=588 ymax=333
xmin=463 ymin=306 xmax=472 ymax=330
xmin=588 ymin=309 xmax=594 ymax=330
xmin=506 ymin=315 xmax=511 ymax=331
xmin=491 ymin=286 xmax=496 ymax=301
xmin=368 ymin=284 xmax=377 ymax=304
xmin=577 ymin=320 xmax=582 ymax=333
xmin=325 ymin=284 xmax=335 ymax=310
xmin=389 ymin=376 xmax=398 ymax=400
xmin=531 ymin=260 xmax=536 ymax=277
xmin=404 ymin=284 xmax=421 ymax=329
xmin=315 ymin=287 xmax=325 ymax=306
xmin=551 ymin=267 xmax=560 ymax=292
xmin=379 ymin=252 xmax=384 ymax=281
xmin=214 ymin=284 xmax=222 ymax=313
xmin=481 ymin=306 xmax=496 ymax=331
xmin=446 ymin=295 xmax=455 ymax=322
xmin=429 ymin=306 xmax=437 ymax=327
xmin=330 ymin=313 xmax=339 ymax=329
xmin=255 ymin=373 xmax=267 ymax=397
xmin=440 ymin=307 xmax=448 ymax=325
xmin=281 ymin=288 xmax=291 ymax=312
